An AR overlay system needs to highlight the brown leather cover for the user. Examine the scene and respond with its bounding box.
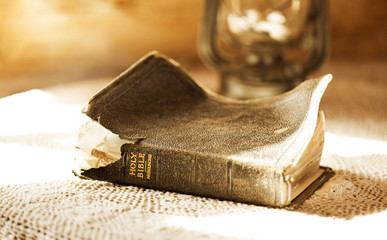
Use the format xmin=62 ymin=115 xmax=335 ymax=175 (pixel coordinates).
xmin=81 ymin=52 xmax=332 ymax=206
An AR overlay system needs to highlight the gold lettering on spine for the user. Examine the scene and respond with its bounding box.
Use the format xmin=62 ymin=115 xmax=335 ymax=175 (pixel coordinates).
xmin=128 ymin=150 xmax=152 ymax=180
xmin=137 ymin=153 xmax=145 ymax=178
xmin=147 ymin=154 xmax=152 ymax=180
xmin=129 ymin=152 xmax=137 ymax=176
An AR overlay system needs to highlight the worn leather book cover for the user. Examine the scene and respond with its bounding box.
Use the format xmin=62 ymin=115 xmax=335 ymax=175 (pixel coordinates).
xmin=74 ymin=52 xmax=333 ymax=207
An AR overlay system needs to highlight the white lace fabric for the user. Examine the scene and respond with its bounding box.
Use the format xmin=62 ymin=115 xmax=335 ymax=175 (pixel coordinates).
xmin=0 ymin=73 xmax=386 ymax=239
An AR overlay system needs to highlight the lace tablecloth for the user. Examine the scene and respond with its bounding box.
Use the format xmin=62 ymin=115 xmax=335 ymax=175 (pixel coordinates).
xmin=0 ymin=61 xmax=386 ymax=239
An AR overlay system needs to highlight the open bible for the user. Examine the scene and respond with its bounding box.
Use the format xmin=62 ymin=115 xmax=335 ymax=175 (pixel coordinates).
xmin=74 ymin=52 xmax=333 ymax=207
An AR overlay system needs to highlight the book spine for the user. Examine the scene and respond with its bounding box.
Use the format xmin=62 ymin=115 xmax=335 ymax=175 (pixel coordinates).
xmin=82 ymin=143 xmax=280 ymax=206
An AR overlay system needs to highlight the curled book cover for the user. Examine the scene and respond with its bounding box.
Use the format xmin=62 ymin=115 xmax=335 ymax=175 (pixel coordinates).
xmin=74 ymin=52 xmax=333 ymax=207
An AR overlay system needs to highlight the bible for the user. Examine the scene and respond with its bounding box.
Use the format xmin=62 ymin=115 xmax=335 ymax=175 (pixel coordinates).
xmin=74 ymin=52 xmax=333 ymax=207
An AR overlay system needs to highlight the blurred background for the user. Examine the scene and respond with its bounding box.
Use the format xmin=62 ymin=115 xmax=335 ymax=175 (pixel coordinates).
xmin=0 ymin=0 xmax=386 ymax=97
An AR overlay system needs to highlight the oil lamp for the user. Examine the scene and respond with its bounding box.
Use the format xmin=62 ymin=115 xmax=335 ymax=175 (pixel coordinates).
xmin=199 ymin=0 xmax=328 ymax=99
